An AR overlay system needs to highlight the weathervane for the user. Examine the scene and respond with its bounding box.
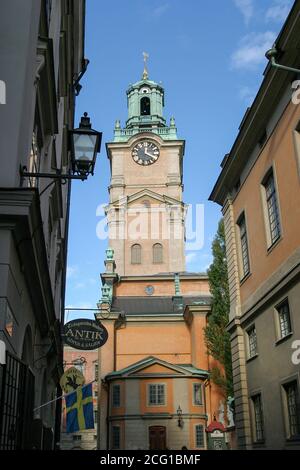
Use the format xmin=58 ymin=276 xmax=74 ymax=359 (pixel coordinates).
xmin=142 ymin=52 xmax=149 ymax=80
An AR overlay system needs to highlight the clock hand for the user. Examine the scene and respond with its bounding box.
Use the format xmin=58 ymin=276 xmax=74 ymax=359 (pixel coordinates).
xmin=144 ymin=150 xmax=153 ymax=157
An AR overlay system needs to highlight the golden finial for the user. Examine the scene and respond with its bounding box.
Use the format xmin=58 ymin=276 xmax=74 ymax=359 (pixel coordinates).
xmin=142 ymin=52 xmax=149 ymax=80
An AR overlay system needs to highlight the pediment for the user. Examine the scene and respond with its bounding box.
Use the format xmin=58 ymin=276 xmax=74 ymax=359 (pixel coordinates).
xmin=111 ymin=189 xmax=184 ymax=208
xmin=119 ymin=356 xmax=192 ymax=378
xmin=130 ymin=363 xmax=186 ymax=377
xmin=106 ymin=356 xmax=209 ymax=381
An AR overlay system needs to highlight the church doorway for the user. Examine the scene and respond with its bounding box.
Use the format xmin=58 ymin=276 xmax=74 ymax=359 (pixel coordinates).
xmin=149 ymin=426 xmax=167 ymax=450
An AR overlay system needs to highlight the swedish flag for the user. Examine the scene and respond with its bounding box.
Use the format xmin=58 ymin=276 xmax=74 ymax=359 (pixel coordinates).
xmin=65 ymin=383 xmax=94 ymax=433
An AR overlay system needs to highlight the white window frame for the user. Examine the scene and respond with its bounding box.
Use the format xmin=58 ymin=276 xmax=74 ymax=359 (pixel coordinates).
xmin=236 ymin=211 xmax=251 ymax=280
xmin=274 ymin=298 xmax=292 ymax=340
xmin=194 ymin=424 xmax=205 ymax=448
xmin=281 ymin=378 xmax=300 ymax=440
xmin=250 ymin=393 xmax=265 ymax=443
xmin=246 ymin=325 xmax=258 ymax=359
xmin=260 ymin=166 xmax=282 ymax=249
xmin=147 ymin=383 xmax=166 ymax=406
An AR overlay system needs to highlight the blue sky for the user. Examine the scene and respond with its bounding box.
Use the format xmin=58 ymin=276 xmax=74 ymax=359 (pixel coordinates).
xmin=65 ymin=0 xmax=293 ymax=321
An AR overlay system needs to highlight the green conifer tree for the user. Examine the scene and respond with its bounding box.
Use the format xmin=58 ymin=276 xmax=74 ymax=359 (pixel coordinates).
xmin=204 ymin=219 xmax=233 ymax=397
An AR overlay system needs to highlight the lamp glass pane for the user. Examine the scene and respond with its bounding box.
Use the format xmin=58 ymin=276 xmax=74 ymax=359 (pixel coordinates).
xmin=73 ymin=133 xmax=97 ymax=163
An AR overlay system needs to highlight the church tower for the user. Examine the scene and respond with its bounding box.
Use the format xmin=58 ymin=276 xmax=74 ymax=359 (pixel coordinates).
xmin=106 ymin=59 xmax=186 ymax=275
xmin=97 ymin=60 xmax=225 ymax=451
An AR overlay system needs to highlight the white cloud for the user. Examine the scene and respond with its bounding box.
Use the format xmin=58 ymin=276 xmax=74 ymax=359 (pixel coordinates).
xmin=66 ymin=265 xmax=79 ymax=279
xmin=231 ymin=31 xmax=276 ymax=70
xmin=153 ymin=3 xmax=169 ymax=18
xmin=186 ymin=252 xmax=198 ymax=264
xmin=239 ymin=85 xmax=255 ymax=104
xmin=233 ymin=0 xmax=254 ymax=25
xmin=74 ymin=278 xmax=97 ymax=289
xmin=185 ymin=252 xmax=213 ymax=272
xmin=266 ymin=0 xmax=292 ymax=23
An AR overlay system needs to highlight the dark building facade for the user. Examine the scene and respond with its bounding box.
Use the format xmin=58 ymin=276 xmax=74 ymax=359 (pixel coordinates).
xmin=0 ymin=0 xmax=86 ymax=449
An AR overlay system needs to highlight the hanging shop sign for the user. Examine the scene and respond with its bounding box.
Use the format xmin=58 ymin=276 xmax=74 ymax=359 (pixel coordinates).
xmin=60 ymin=366 xmax=85 ymax=394
xmin=63 ymin=319 xmax=108 ymax=350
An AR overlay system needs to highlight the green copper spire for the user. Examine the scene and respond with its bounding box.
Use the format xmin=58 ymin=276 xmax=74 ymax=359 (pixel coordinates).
xmin=113 ymin=55 xmax=178 ymax=142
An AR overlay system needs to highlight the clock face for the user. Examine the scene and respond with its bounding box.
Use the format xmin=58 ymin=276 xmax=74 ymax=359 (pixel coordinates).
xmin=132 ymin=141 xmax=159 ymax=166
xmin=145 ymin=285 xmax=154 ymax=296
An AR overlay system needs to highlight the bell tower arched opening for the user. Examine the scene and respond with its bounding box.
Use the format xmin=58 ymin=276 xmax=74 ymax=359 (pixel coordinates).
xmin=140 ymin=96 xmax=150 ymax=115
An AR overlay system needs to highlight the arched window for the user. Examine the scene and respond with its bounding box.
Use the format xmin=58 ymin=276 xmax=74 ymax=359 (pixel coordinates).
xmin=140 ymin=97 xmax=150 ymax=115
xmin=131 ymin=244 xmax=141 ymax=264
xmin=153 ymin=243 xmax=163 ymax=264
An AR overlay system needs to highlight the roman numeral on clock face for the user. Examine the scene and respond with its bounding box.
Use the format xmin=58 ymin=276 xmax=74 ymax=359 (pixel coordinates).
xmin=131 ymin=140 xmax=160 ymax=166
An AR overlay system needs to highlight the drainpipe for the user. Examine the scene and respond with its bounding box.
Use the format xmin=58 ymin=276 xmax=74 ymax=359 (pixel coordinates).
xmin=203 ymin=378 xmax=209 ymax=448
xmin=110 ymin=313 xmax=126 ymax=449
xmin=265 ymin=47 xmax=300 ymax=74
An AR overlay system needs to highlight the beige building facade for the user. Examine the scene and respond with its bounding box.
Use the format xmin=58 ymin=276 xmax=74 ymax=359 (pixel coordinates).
xmin=105 ymin=74 xmax=186 ymax=277
xmin=96 ymin=69 xmax=228 ymax=450
xmin=210 ymin=2 xmax=300 ymax=449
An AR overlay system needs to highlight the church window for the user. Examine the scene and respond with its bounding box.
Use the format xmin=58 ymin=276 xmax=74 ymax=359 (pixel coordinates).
xmin=140 ymin=96 xmax=150 ymax=115
xmin=112 ymin=384 xmax=121 ymax=407
xmin=193 ymin=383 xmax=203 ymax=405
xmin=148 ymin=384 xmax=165 ymax=406
xmin=195 ymin=425 xmax=205 ymax=448
xmin=112 ymin=426 xmax=121 ymax=449
xmin=131 ymin=244 xmax=141 ymax=264
xmin=153 ymin=243 xmax=163 ymax=264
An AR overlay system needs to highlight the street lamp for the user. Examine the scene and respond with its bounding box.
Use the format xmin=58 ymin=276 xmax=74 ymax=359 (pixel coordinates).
xmin=69 ymin=112 xmax=102 ymax=177
xmin=20 ymin=112 xmax=102 ymax=182
xmin=177 ymin=405 xmax=183 ymax=428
